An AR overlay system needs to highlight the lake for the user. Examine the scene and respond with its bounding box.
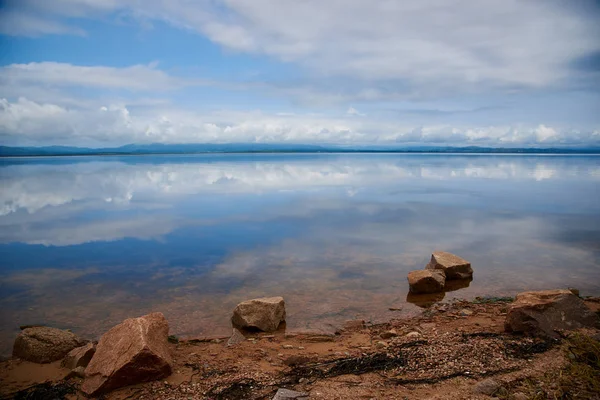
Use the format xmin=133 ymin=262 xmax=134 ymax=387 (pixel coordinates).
xmin=1 ymin=154 xmax=599 ymax=357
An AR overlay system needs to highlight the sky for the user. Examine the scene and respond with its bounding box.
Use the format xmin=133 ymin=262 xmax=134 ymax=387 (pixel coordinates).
xmin=0 ymin=0 xmax=599 ymax=148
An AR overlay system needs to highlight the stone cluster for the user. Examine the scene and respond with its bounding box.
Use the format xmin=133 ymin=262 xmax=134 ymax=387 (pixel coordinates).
xmin=407 ymin=251 xmax=473 ymax=294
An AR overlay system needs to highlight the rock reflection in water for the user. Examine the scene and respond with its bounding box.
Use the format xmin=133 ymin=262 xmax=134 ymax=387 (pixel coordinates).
xmin=406 ymin=278 xmax=473 ymax=308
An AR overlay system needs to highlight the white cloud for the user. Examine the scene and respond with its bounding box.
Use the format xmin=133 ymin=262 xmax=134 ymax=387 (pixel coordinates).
xmin=0 ymin=10 xmax=86 ymax=37
xmin=0 ymin=62 xmax=194 ymax=91
xmin=3 ymin=0 xmax=598 ymax=96
xmin=1 ymin=97 xmax=599 ymax=146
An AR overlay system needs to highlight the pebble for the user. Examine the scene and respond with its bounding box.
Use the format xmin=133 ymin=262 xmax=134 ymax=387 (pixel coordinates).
xmin=380 ymin=329 xmax=398 ymax=339
xmin=272 ymin=388 xmax=309 ymax=399
xmin=472 ymin=378 xmax=501 ymax=395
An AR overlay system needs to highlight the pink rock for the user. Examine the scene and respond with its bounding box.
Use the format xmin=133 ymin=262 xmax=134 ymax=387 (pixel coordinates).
xmin=426 ymin=251 xmax=473 ymax=279
xmin=82 ymin=312 xmax=172 ymax=395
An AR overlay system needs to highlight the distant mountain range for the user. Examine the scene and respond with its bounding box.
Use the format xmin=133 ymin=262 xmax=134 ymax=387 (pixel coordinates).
xmin=1 ymin=143 xmax=600 ymax=157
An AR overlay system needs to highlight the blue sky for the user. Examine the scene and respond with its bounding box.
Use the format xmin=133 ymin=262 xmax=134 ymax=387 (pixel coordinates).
xmin=0 ymin=0 xmax=599 ymax=147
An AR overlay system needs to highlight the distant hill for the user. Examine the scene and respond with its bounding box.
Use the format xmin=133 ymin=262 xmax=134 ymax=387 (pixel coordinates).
xmin=1 ymin=143 xmax=599 ymax=157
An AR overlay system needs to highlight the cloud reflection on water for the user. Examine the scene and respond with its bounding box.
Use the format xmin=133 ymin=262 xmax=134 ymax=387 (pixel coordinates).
xmin=0 ymin=154 xmax=599 ymax=356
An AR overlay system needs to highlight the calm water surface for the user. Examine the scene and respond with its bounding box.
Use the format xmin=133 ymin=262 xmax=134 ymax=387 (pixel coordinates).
xmin=1 ymin=154 xmax=599 ymax=356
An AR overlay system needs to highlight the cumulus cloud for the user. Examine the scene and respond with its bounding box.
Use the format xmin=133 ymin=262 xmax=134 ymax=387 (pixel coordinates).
xmin=1 ymin=97 xmax=599 ymax=147
xmin=1 ymin=2 xmax=599 ymax=146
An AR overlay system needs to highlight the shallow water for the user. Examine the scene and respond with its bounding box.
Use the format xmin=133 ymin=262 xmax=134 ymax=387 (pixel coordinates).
xmin=1 ymin=154 xmax=599 ymax=356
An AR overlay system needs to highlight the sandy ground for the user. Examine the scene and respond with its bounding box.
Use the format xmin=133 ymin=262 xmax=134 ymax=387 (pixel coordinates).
xmin=1 ymin=298 xmax=599 ymax=400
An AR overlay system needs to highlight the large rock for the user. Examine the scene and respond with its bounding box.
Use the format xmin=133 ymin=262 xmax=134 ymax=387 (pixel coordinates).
xmin=82 ymin=312 xmax=172 ymax=395
xmin=426 ymin=251 xmax=473 ymax=279
xmin=232 ymin=297 xmax=286 ymax=332
xmin=505 ymin=289 xmax=599 ymax=338
xmin=12 ymin=326 xmax=87 ymax=363
xmin=62 ymin=342 xmax=96 ymax=370
xmin=407 ymin=269 xmax=445 ymax=294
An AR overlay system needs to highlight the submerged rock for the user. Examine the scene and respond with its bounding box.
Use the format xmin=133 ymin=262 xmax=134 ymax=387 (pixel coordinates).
xmin=13 ymin=326 xmax=87 ymax=363
xmin=504 ymin=289 xmax=599 ymax=338
xmin=82 ymin=312 xmax=172 ymax=396
xmin=407 ymin=269 xmax=445 ymax=294
xmin=232 ymin=296 xmax=286 ymax=332
xmin=426 ymin=251 xmax=473 ymax=279
xmin=62 ymin=342 xmax=96 ymax=370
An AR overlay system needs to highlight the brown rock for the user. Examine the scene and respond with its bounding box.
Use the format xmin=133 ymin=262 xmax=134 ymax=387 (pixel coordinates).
xmin=472 ymin=378 xmax=501 ymax=395
xmin=12 ymin=326 xmax=87 ymax=363
xmin=342 ymin=319 xmax=366 ymax=330
xmin=82 ymin=312 xmax=172 ymax=395
xmin=407 ymin=269 xmax=445 ymax=294
xmin=65 ymin=366 xmax=86 ymax=379
xmin=62 ymin=342 xmax=96 ymax=370
xmin=426 ymin=251 xmax=473 ymax=279
xmin=231 ymin=296 xmax=286 ymax=332
xmin=380 ymin=329 xmax=398 ymax=339
xmin=504 ymin=289 xmax=599 ymax=338
xmin=227 ymin=328 xmax=246 ymax=347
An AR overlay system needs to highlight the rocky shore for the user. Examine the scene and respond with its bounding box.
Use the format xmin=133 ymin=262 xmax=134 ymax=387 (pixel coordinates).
xmin=1 ymin=253 xmax=599 ymax=399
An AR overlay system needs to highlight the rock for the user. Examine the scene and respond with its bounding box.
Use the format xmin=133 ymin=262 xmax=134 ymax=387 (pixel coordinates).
xmin=380 ymin=329 xmax=398 ymax=339
xmin=472 ymin=378 xmax=501 ymax=395
xmin=342 ymin=319 xmax=366 ymax=330
xmin=282 ymin=344 xmax=294 ymax=349
xmin=459 ymin=308 xmax=474 ymax=316
xmin=504 ymin=289 xmax=599 ymax=338
xmin=65 ymin=366 xmax=86 ymax=379
xmin=568 ymin=287 xmax=580 ymax=296
xmin=232 ymin=297 xmax=286 ymax=332
xmin=407 ymin=269 xmax=445 ymax=294
xmin=426 ymin=251 xmax=473 ymax=280
xmin=227 ymin=328 xmax=246 ymax=347
xmin=272 ymin=388 xmax=309 ymax=399
xmin=406 ymin=331 xmax=422 ymax=338
xmin=375 ymin=341 xmax=388 ymax=349
xmin=12 ymin=326 xmax=87 ymax=363
xmin=283 ymin=355 xmax=311 ymax=366
xmin=82 ymin=312 xmax=172 ymax=396
xmin=62 ymin=342 xmax=96 ymax=370
xmin=512 ymin=392 xmax=528 ymax=400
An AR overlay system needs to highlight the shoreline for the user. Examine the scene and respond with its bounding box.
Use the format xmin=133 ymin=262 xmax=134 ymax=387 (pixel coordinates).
xmin=2 ymin=295 xmax=599 ymax=400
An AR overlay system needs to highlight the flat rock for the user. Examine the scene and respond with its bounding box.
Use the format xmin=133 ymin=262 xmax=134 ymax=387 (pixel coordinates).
xmin=504 ymin=289 xmax=599 ymax=338
xmin=472 ymin=378 xmax=501 ymax=395
xmin=232 ymin=296 xmax=286 ymax=332
xmin=407 ymin=269 xmax=445 ymax=294
xmin=82 ymin=312 xmax=172 ymax=395
xmin=227 ymin=328 xmax=246 ymax=347
xmin=426 ymin=251 xmax=473 ymax=279
xmin=13 ymin=326 xmax=87 ymax=363
xmin=62 ymin=342 xmax=96 ymax=370
xmin=272 ymin=388 xmax=309 ymax=399
xmin=342 ymin=319 xmax=366 ymax=330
